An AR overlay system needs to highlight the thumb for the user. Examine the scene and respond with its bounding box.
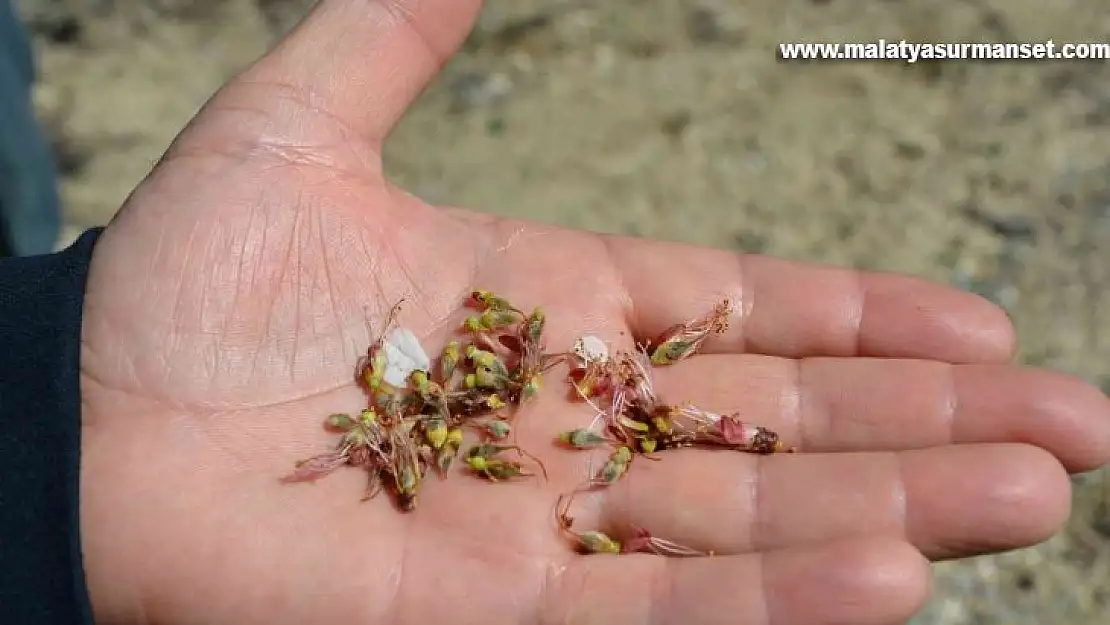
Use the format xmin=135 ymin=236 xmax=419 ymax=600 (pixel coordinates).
xmin=207 ymin=0 xmax=483 ymax=147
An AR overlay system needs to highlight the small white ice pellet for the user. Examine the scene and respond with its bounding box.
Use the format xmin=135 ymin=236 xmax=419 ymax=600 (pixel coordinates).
xmin=381 ymin=327 xmax=431 ymax=387
xmin=572 ymin=334 xmax=609 ymax=364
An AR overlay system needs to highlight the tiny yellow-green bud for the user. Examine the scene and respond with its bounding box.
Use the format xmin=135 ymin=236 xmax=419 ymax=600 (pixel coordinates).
xmin=424 ymin=418 xmax=448 ymax=449
xmin=486 ymin=419 xmax=511 ymax=439
xmin=558 ymin=428 xmax=608 ymax=448
xmin=577 ymin=531 xmax=622 ymax=554
xmin=326 ymin=413 xmax=355 ymax=430
xmin=358 ymin=408 xmax=377 ymax=426
xmin=446 ymin=427 xmax=464 ymax=446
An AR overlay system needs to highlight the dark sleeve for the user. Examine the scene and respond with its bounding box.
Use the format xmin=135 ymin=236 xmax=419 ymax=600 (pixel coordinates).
xmin=0 ymin=228 xmax=102 ymax=624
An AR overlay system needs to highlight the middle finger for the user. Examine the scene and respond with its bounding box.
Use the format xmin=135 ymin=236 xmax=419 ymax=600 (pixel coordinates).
xmin=648 ymin=354 xmax=1109 ymax=472
xmin=593 ymin=443 xmax=1070 ymax=559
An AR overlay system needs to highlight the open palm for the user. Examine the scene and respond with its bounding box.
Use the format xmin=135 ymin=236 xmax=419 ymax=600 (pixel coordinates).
xmin=74 ymin=2 xmax=1110 ymax=625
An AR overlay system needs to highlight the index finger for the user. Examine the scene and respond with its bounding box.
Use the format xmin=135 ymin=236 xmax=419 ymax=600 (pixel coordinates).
xmin=601 ymin=234 xmax=1016 ymax=363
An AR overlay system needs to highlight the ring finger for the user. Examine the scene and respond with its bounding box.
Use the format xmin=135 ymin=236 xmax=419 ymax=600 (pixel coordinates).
xmin=588 ymin=443 xmax=1070 ymax=559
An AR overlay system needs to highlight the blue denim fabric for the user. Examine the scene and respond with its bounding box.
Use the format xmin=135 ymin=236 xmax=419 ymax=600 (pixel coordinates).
xmin=0 ymin=1 xmax=62 ymax=257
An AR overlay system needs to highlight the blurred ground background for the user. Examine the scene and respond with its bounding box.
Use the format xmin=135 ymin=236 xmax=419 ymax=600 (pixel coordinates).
xmin=14 ymin=0 xmax=1110 ymax=622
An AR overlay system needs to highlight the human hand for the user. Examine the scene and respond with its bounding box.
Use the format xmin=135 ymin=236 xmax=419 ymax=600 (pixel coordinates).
xmin=76 ymin=2 xmax=1110 ymax=624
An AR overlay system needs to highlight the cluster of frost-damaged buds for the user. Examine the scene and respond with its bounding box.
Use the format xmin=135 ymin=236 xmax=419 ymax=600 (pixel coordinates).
xmin=554 ymin=298 xmax=794 ymax=556
xmin=281 ymin=292 xmax=557 ymax=511
xmin=280 ymin=291 xmax=792 ymax=557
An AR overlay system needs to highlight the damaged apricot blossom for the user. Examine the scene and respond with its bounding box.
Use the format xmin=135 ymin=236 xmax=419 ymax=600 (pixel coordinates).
xmin=555 ymin=493 xmax=708 ymax=557
xmin=649 ymin=298 xmax=734 ymax=366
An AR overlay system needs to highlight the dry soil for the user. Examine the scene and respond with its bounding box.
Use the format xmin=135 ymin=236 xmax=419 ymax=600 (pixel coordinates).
xmin=15 ymin=1 xmax=1110 ymax=623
